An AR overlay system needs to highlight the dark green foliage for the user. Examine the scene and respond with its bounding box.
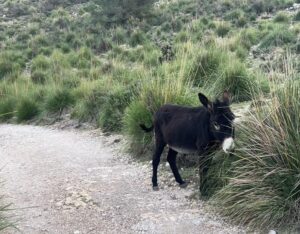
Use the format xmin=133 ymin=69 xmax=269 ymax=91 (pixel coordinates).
xmin=98 ymin=86 xmax=133 ymax=132
xmin=294 ymin=11 xmax=300 ymax=21
xmin=216 ymin=22 xmax=231 ymax=37
xmin=129 ymin=30 xmax=147 ymax=47
xmin=44 ymin=89 xmax=74 ymax=113
xmin=260 ymin=28 xmax=297 ymax=49
xmin=31 ymin=71 xmax=49 ymax=84
xmin=213 ymin=82 xmax=300 ymax=231
xmin=99 ymin=0 xmax=156 ymax=25
xmin=192 ymin=48 xmax=226 ymax=85
xmin=0 ymin=98 xmax=16 ymax=121
xmin=0 ymin=51 xmax=24 ymax=79
xmin=123 ymin=100 xmax=152 ymax=145
xmin=16 ymin=98 xmax=39 ymax=122
xmin=274 ymin=12 xmax=289 ymax=23
xmin=213 ymin=61 xmax=259 ymax=102
xmin=31 ymin=55 xmax=50 ymax=72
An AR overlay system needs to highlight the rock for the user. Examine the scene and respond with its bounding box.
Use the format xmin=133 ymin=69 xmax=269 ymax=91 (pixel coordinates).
xmin=55 ymin=201 xmax=63 ymax=207
xmin=65 ymin=197 xmax=74 ymax=205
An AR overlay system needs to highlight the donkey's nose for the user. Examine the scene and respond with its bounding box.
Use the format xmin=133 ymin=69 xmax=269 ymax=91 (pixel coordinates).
xmin=222 ymin=137 xmax=235 ymax=153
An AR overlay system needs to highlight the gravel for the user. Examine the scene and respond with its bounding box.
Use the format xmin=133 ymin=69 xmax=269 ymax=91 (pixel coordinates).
xmin=0 ymin=124 xmax=245 ymax=234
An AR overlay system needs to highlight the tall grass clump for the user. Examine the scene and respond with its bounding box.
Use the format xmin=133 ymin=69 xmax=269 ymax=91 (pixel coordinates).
xmin=123 ymin=42 xmax=197 ymax=152
xmin=208 ymin=60 xmax=265 ymax=101
xmin=192 ymin=46 xmax=266 ymax=101
xmin=98 ymin=85 xmax=133 ymax=132
xmin=0 ymin=98 xmax=16 ymax=121
xmin=16 ymin=97 xmax=39 ymax=122
xmin=213 ymin=81 xmax=300 ymax=231
xmin=44 ymin=88 xmax=74 ymax=113
xmin=259 ymin=27 xmax=297 ymax=50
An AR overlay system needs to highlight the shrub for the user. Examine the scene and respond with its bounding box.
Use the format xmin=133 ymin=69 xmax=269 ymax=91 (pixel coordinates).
xmin=213 ymin=81 xmax=300 ymax=231
xmin=71 ymin=81 xmax=108 ymax=121
xmin=129 ymin=30 xmax=147 ymax=47
xmin=44 ymin=88 xmax=74 ymax=113
xmin=123 ymin=100 xmax=153 ymax=146
xmin=113 ymin=27 xmax=127 ymax=44
xmin=31 ymin=55 xmax=50 ymax=72
xmin=259 ymin=28 xmax=297 ymax=49
xmin=216 ymin=22 xmax=231 ymax=37
xmin=0 ymin=97 xmax=16 ymax=121
xmin=16 ymin=97 xmax=39 ymax=122
xmin=294 ymin=10 xmax=300 ymax=21
xmin=98 ymin=86 xmax=133 ymax=132
xmin=274 ymin=12 xmax=289 ymax=23
xmin=175 ymin=30 xmax=189 ymax=43
xmin=191 ymin=47 xmax=227 ymax=86
xmin=209 ymin=60 xmax=261 ymax=102
xmin=0 ymin=51 xmax=24 ymax=79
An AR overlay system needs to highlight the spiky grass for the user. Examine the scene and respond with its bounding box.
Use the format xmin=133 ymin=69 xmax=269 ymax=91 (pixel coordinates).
xmin=213 ymin=81 xmax=300 ymax=231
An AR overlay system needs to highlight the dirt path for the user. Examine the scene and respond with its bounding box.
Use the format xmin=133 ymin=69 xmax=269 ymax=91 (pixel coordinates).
xmin=0 ymin=124 xmax=243 ymax=234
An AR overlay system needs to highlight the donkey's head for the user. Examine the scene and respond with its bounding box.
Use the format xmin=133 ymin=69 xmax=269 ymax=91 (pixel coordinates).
xmin=198 ymin=91 xmax=235 ymax=153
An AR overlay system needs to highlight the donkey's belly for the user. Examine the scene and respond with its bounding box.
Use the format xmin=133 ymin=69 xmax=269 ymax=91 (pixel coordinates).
xmin=168 ymin=145 xmax=198 ymax=154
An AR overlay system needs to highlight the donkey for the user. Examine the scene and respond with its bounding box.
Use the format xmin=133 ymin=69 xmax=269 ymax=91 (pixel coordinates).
xmin=140 ymin=91 xmax=235 ymax=190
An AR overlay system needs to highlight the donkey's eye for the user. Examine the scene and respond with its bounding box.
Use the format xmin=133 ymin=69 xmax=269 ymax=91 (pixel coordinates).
xmin=213 ymin=122 xmax=220 ymax=131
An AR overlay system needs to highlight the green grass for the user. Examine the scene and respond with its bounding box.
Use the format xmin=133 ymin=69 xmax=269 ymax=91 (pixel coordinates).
xmin=212 ymin=81 xmax=300 ymax=232
xmin=0 ymin=203 xmax=14 ymax=232
xmin=259 ymin=27 xmax=297 ymax=49
xmin=16 ymin=97 xmax=39 ymax=122
xmin=44 ymin=88 xmax=74 ymax=113
xmin=0 ymin=98 xmax=16 ymax=121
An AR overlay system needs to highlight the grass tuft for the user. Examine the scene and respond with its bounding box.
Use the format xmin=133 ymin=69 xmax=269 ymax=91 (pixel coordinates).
xmin=212 ymin=81 xmax=300 ymax=232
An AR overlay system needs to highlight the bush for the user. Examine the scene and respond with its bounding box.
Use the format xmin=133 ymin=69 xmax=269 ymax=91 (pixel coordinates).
xmin=31 ymin=55 xmax=50 ymax=72
xmin=31 ymin=70 xmax=49 ymax=84
xmin=216 ymin=22 xmax=231 ymax=37
xmin=123 ymin=100 xmax=153 ymax=145
xmin=191 ymin=48 xmax=227 ymax=86
xmin=274 ymin=12 xmax=289 ymax=23
xmin=0 ymin=51 xmax=24 ymax=79
xmin=0 ymin=97 xmax=16 ymax=121
xmin=129 ymin=30 xmax=147 ymax=47
xmin=259 ymin=28 xmax=297 ymax=49
xmin=16 ymin=97 xmax=39 ymax=122
xmin=71 ymin=81 xmax=108 ymax=121
xmin=209 ymin=60 xmax=260 ymax=102
xmin=175 ymin=30 xmax=189 ymax=43
xmin=294 ymin=10 xmax=300 ymax=21
xmin=213 ymin=81 xmax=300 ymax=232
xmin=98 ymin=86 xmax=133 ymax=132
xmin=44 ymin=88 xmax=74 ymax=113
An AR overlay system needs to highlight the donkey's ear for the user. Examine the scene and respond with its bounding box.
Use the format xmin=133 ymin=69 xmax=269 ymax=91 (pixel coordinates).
xmin=198 ymin=93 xmax=212 ymax=111
xmin=222 ymin=90 xmax=230 ymax=105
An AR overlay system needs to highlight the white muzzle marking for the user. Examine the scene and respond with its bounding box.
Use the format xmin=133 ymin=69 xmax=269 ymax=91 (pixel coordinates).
xmin=222 ymin=137 xmax=235 ymax=153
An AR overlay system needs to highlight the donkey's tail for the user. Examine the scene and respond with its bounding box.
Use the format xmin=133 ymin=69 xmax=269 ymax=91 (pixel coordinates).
xmin=140 ymin=124 xmax=154 ymax=133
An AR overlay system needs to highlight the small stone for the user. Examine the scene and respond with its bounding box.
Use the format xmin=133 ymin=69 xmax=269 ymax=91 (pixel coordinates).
xmin=55 ymin=201 xmax=63 ymax=207
xmin=65 ymin=197 xmax=73 ymax=205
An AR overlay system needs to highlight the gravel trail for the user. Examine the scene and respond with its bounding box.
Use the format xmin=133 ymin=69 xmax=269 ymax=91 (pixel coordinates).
xmin=0 ymin=124 xmax=243 ymax=234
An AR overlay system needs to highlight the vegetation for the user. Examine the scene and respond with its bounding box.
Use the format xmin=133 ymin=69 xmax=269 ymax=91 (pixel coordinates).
xmin=0 ymin=0 xmax=300 ymax=231
xmin=213 ymin=82 xmax=300 ymax=232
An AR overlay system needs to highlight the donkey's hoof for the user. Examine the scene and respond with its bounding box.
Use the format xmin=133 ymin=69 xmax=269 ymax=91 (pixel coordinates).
xmin=152 ymin=186 xmax=159 ymax=191
xmin=179 ymin=181 xmax=189 ymax=188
